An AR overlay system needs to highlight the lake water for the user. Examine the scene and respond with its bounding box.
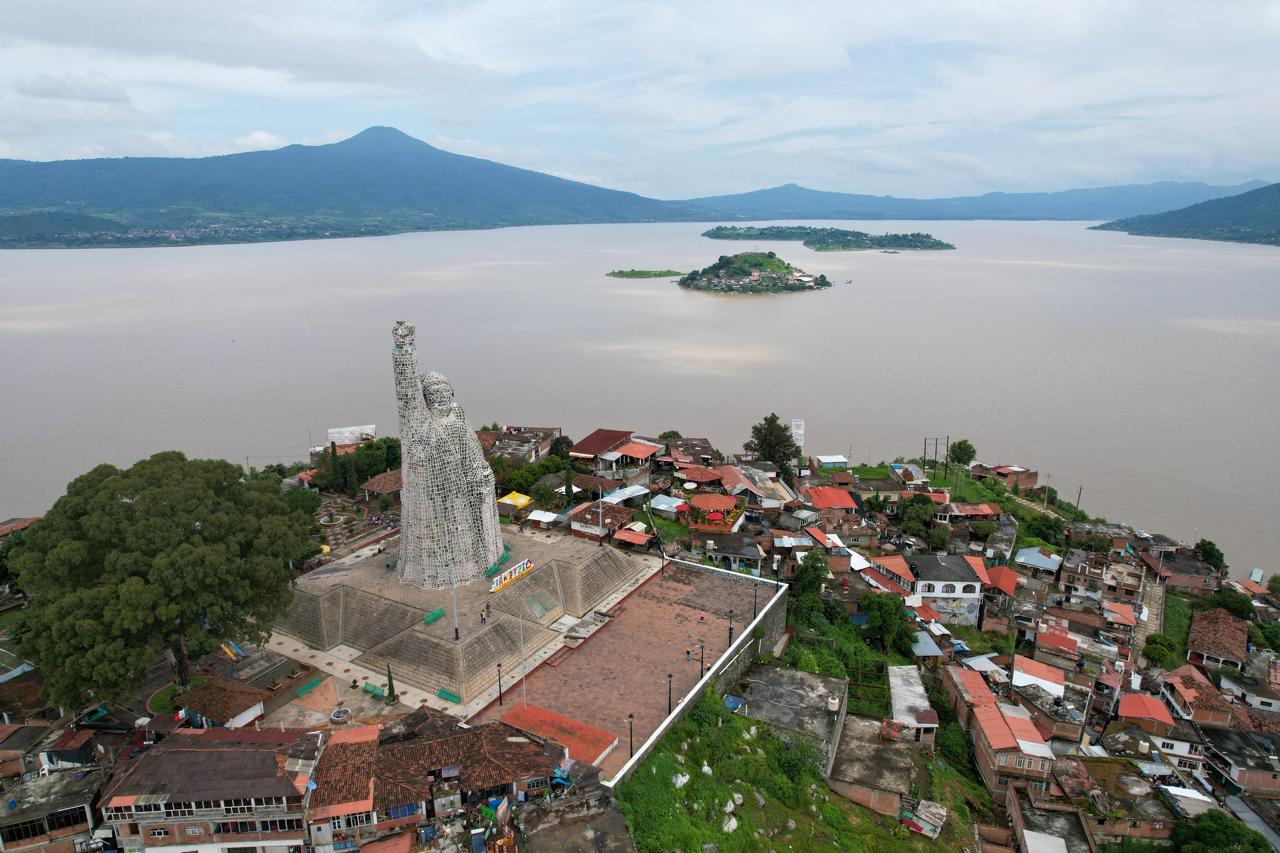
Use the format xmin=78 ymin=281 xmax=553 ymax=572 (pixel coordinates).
xmin=2 ymin=221 xmax=1278 ymax=575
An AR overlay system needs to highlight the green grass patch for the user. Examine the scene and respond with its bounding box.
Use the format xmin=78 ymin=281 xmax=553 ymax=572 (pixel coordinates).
xmin=849 ymin=464 xmax=892 ymax=480
xmin=0 ymin=609 xmax=24 ymax=634
xmin=149 ymin=677 xmax=210 ymax=715
xmin=606 ymin=269 xmax=686 ymax=278
xmin=946 ymin=625 xmax=1008 ymax=655
xmin=1163 ymin=592 xmax=1193 ymax=646
xmin=615 ymin=689 xmax=963 ymax=852
xmin=646 ymin=513 xmax=690 ymax=543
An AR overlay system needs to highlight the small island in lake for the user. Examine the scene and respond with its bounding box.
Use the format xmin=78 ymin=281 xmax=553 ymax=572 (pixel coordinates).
xmin=678 ymin=251 xmax=829 ymax=294
xmin=702 ymin=225 xmax=955 ymax=251
xmin=606 ymin=268 xmax=688 ymax=278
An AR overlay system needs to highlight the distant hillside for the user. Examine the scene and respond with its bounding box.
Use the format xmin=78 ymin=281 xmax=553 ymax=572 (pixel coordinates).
xmin=683 ymin=180 xmax=1268 ymax=222
xmin=0 ymin=127 xmax=707 ymax=247
xmin=1092 ymin=183 xmax=1280 ymax=246
xmin=702 ymin=225 xmax=954 ymax=250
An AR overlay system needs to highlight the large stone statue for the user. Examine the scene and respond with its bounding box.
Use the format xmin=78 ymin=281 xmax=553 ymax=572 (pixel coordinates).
xmin=392 ymin=321 xmax=503 ymax=588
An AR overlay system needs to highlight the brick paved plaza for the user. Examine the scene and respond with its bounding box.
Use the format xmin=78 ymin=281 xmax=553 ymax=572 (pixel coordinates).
xmin=470 ymin=563 xmax=771 ymax=777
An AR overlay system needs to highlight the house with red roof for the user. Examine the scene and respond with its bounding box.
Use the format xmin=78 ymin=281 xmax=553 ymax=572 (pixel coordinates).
xmin=801 ymin=485 xmax=859 ymax=531
xmin=941 ymin=665 xmax=996 ymax=731
xmin=970 ymin=703 xmax=1054 ymax=795
xmin=1161 ymin=664 xmax=1233 ymax=726
xmin=1186 ymin=607 xmax=1249 ymax=672
xmin=1117 ymin=693 xmax=1175 ymax=736
xmin=859 ymin=554 xmax=915 ymax=598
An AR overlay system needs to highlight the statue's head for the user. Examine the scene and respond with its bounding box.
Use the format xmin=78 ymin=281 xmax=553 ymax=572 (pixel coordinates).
xmin=392 ymin=321 xmax=415 ymax=347
xmin=421 ymin=371 xmax=454 ymax=414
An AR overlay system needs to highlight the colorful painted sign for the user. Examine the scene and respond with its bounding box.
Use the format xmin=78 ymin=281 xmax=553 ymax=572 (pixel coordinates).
xmin=489 ymin=558 xmax=536 ymax=593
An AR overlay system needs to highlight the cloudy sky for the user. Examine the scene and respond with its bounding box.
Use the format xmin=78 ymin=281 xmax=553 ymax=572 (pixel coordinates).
xmin=2 ymin=0 xmax=1277 ymax=198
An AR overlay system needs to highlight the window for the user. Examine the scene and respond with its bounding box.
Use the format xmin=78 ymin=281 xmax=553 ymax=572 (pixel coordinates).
xmin=261 ymin=819 xmax=303 ymax=833
xmin=330 ymin=817 xmax=344 ymax=831
xmin=134 ymin=804 xmax=162 ymax=814
xmin=525 ymin=778 xmax=549 ymax=790
xmin=1015 ymin=757 xmax=1025 ymax=768
xmin=213 ymin=821 xmax=257 ymax=835
xmin=998 ymin=754 xmax=1008 ymax=766
xmin=148 ymin=829 xmax=169 ymax=839
xmin=333 ymin=842 xmax=357 ymax=852
xmin=1160 ymin=741 xmax=1175 ymax=750
xmin=47 ymin=809 xmax=87 ymax=831
xmin=185 ymin=827 xmax=204 ymax=836
xmin=962 ymin=584 xmax=977 ymax=594
xmin=346 ymin=813 xmax=373 ymax=828
xmin=913 ymin=727 xmax=923 ymax=742
xmin=2 ymin=818 xmax=52 ymax=844
xmin=223 ymin=799 xmax=253 ymax=815
xmin=227 ymin=847 xmax=257 ymax=853
xmin=942 ymin=584 xmax=956 ymax=594
xmin=921 ymin=583 xmax=935 ymax=594
xmin=165 ymin=803 xmax=194 ymax=818
xmin=384 ymin=804 xmax=419 ymax=820
xmin=1039 ymin=760 xmax=1049 ymax=771
xmin=105 ymin=807 xmax=133 ymax=821
xmin=253 ymin=797 xmax=287 ymax=808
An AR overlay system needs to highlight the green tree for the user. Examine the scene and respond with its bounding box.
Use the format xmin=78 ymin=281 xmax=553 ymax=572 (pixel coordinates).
xmin=972 ymin=519 xmax=996 ymax=540
xmin=1195 ymin=592 xmax=1253 ymax=621
xmin=926 ymin=524 xmax=952 ymax=552
xmin=1143 ymin=633 xmax=1184 ymax=669
xmin=658 ymin=430 xmax=682 ymax=440
xmin=11 ymin=452 xmax=311 ymax=707
xmin=788 ymin=550 xmax=828 ymax=626
xmin=860 ymin=592 xmax=914 ymax=657
xmin=0 ymin=530 xmax=24 ymax=594
xmin=1268 ymin=574 xmax=1280 ymax=598
xmin=1194 ymin=538 xmax=1226 ymax=571
xmin=947 ymin=439 xmax=976 ymax=467
xmin=549 ymin=435 xmax=573 ymax=458
xmin=743 ymin=413 xmax=800 ymax=478
xmin=1025 ymin=513 xmax=1064 ymax=543
xmin=530 ymin=483 xmax=556 ymax=507
xmin=1171 ymin=807 xmax=1271 ymax=852
xmin=898 ymin=493 xmax=936 ymax=539
xmin=377 ymin=493 xmax=394 ymax=513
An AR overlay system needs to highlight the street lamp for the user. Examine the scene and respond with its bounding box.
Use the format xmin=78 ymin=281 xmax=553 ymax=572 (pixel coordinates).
xmin=753 ymin=583 xmax=759 ymax=618
xmin=627 ymin=713 xmax=635 ymax=757
xmin=496 ymin=662 xmax=503 ymax=706
xmin=728 ymin=609 xmax=735 ymax=643
xmin=667 ymin=673 xmax=674 ymax=715
xmin=697 ymin=639 xmax=706 ymax=678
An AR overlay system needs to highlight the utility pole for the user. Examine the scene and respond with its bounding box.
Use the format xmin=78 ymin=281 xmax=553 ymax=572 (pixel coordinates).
xmin=944 ymin=434 xmax=950 ymax=480
xmin=1076 ymin=485 xmax=1083 ymax=509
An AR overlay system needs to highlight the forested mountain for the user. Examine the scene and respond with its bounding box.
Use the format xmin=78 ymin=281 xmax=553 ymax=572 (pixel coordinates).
xmin=0 ymin=127 xmax=706 ymax=246
xmin=1092 ymin=183 xmax=1280 ymax=246
xmin=683 ymin=180 xmax=1268 ymax=222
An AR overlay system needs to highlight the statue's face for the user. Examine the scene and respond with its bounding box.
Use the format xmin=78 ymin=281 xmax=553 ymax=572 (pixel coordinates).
xmin=422 ymin=374 xmax=453 ymax=413
xmin=393 ymin=321 xmax=415 ymax=346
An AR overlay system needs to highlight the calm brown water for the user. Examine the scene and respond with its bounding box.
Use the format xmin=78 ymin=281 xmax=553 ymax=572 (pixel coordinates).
xmin=2 ymin=221 xmax=1278 ymax=575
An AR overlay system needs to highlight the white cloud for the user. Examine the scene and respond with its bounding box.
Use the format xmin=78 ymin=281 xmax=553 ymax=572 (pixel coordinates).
xmin=14 ymin=72 xmax=131 ymax=103
xmin=232 ymin=130 xmax=286 ymax=150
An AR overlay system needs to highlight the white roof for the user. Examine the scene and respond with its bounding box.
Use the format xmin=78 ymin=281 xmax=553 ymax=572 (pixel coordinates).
xmin=1023 ymin=830 xmax=1067 ymax=853
xmin=1012 ymin=669 xmax=1065 ymax=699
xmin=888 ymin=665 xmax=933 ymax=729
xmin=603 ymin=484 xmax=649 ymax=503
xmin=527 ymin=510 xmax=558 ymax=523
xmin=963 ymin=653 xmax=1004 ymax=673
xmin=847 ymin=551 xmax=871 ymax=572
xmin=926 ymin=621 xmax=951 ymax=637
xmin=816 ymin=455 xmax=848 ymax=464
xmin=555 ymin=484 xmax=583 ymax=495
xmin=599 ymin=450 xmax=623 ymax=462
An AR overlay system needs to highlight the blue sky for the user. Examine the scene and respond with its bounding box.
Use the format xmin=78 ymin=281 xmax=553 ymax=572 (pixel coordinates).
xmin=1 ymin=0 xmax=1277 ymax=197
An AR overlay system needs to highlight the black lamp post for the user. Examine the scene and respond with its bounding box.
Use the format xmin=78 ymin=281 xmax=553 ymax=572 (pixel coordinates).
xmin=627 ymin=713 xmax=635 ymax=757
xmin=667 ymin=672 xmax=674 ymax=715
xmin=496 ymin=662 xmax=503 ymax=706
xmin=753 ymin=583 xmax=759 ymax=618
xmin=728 ymin=608 xmax=735 ymax=643
xmin=697 ymin=639 xmax=706 ymax=678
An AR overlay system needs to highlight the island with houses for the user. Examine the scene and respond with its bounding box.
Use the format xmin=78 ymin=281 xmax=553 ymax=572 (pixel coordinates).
xmin=678 ymin=251 xmax=831 ymax=293
xmin=703 ymin=224 xmax=956 ymax=251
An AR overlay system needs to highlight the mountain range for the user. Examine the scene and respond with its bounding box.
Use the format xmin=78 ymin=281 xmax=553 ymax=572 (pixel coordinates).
xmin=1093 ymin=182 xmax=1280 ymax=246
xmin=0 ymin=126 xmax=1271 ymax=247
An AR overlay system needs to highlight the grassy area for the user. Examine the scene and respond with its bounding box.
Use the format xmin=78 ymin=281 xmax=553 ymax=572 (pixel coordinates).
xmin=606 ymin=269 xmax=686 ymax=278
xmin=849 ymin=464 xmax=892 ymax=480
xmin=149 ymin=677 xmax=209 ymax=715
xmin=616 ymin=689 xmax=967 ymax=852
xmin=946 ymin=625 xmax=1009 ymax=655
xmin=0 ymin=609 xmax=23 ymax=634
xmin=1163 ymin=592 xmax=1193 ymax=646
xmin=644 ymin=512 xmax=690 ymax=544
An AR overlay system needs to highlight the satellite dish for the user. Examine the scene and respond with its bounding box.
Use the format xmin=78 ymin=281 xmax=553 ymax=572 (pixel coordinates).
xmin=306 ymin=780 xmax=317 ymax=790
xmin=684 ymin=482 xmax=697 ymax=490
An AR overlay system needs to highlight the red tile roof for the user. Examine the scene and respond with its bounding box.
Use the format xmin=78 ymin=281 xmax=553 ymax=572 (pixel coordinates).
xmin=1102 ymin=600 xmax=1137 ymax=627
xmin=500 ymin=703 xmax=617 ymax=765
xmin=986 ymin=564 xmax=1020 ymax=597
xmin=1187 ymin=607 xmax=1249 ymax=663
xmin=174 ymin=677 xmax=271 ymax=724
xmin=612 ymin=528 xmax=653 ymax=546
xmin=1164 ymin=664 xmax=1231 ymax=714
xmin=689 ymin=494 xmax=737 ymax=512
xmin=859 ymin=569 xmax=911 ymax=598
xmin=616 ymin=441 xmax=658 ymax=460
xmin=873 ymin=555 xmax=915 ymax=585
xmin=965 ymin=556 xmax=991 ymax=586
xmin=0 ymin=518 xmax=38 ymax=538
xmin=1014 ymin=655 xmax=1065 ymax=686
xmin=1036 ymin=631 xmax=1078 ymax=655
xmin=362 ymin=469 xmax=403 ymax=493
xmin=1232 ymin=579 xmax=1267 ymax=596
xmin=804 ymin=527 xmax=832 ymax=548
xmin=676 ymin=465 xmax=722 ymax=484
xmin=911 ymin=604 xmax=943 ymax=623
xmin=1004 ymin=713 xmax=1046 ymax=746
xmin=1117 ymin=693 xmax=1174 ymax=727
xmin=948 ymin=667 xmax=997 ymax=707
xmin=972 ymin=705 xmax=1017 ymax=751
xmin=568 ymin=428 xmax=632 ymax=457
xmin=804 ymin=486 xmax=856 ymax=510
xmin=911 ymin=491 xmax=949 ymax=505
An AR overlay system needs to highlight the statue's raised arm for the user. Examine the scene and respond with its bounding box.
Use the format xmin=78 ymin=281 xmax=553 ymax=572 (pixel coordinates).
xmin=392 ymin=321 xmax=422 ymax=422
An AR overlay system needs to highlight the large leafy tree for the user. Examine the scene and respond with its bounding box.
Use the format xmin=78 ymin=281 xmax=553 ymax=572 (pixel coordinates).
xmin=860 ymin=591 xmax=915 ymax=657
xmin=743 ymin=413 xmax=800 ymax=478
xmin=898 ymin=493 xmax=936 ymax=539
xmin=1171 ymin=808 xmax=1270 ymax=852
xmin=947 ymin=439 xmax=976 ymax=467
xmin=1193 ymin=538 xmax=1227 ymax=571
xmin=12 ymin=452 xmax=311 ymax=707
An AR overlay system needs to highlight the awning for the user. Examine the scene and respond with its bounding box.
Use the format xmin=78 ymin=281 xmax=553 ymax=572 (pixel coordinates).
xmin=613 ymin=528 xmax=653 ymax=545
xmin=498 ymin=491 xmax=533 ymax=508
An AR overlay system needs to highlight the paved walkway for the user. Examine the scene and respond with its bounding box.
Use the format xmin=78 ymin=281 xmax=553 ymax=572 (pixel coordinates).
xmin=1227 ymin=796 xmax=1280 ymax=850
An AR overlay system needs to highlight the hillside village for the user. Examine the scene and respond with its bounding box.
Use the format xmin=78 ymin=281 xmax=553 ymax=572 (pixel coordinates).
xmin=0 ymin=420 xmax=1276 ymax=853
